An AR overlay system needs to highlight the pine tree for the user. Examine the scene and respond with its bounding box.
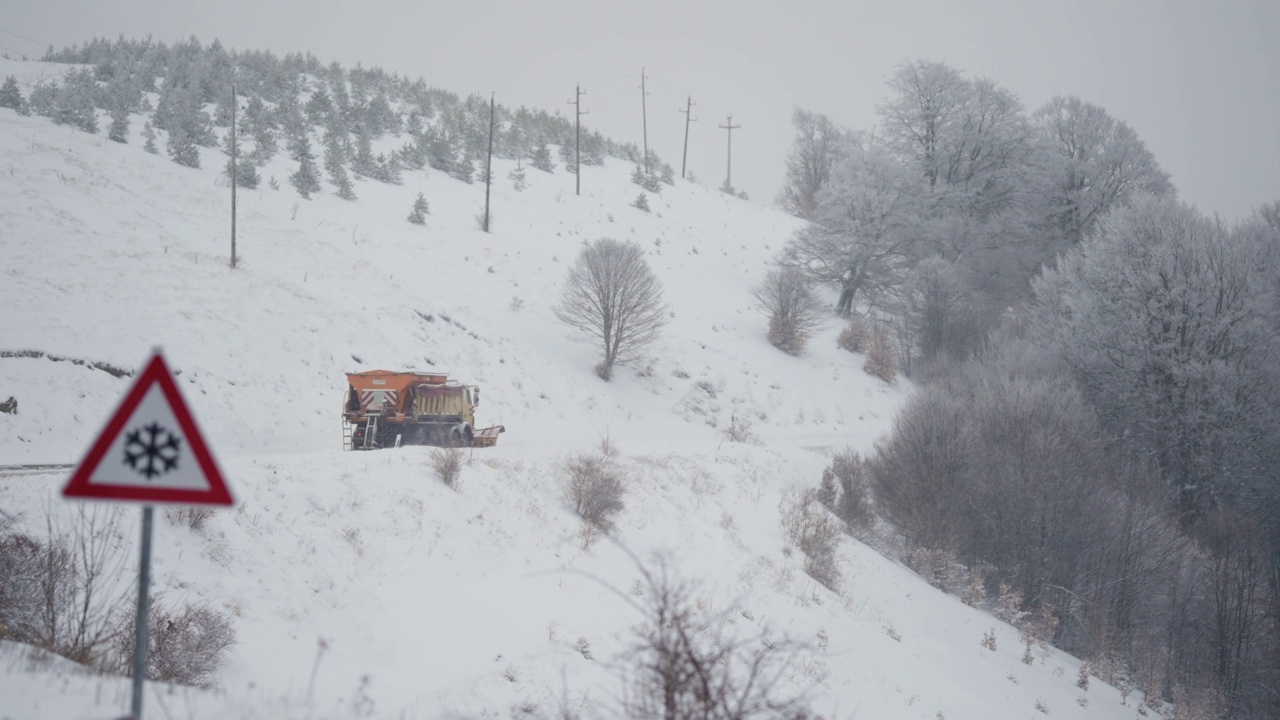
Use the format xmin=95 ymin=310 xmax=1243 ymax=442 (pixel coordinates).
xmin=289 ymin=135 xmax=321 ymax=199
xmin=408 ymin=192 xmax=429 ymax=224
xmin=352 ymin=121 xmax=376 ymax=178
xmin=632 ymin=192 xmax=650 ymax=212
xmin=142 ymin=120 xmax=159 ymax=154
xmin=223 ymin=131 xmax=260 ymax=189
xmin=324 ymin=131 xmax=356 ymax=200
xmin=530 ymin=142 xmax=555 ymax=173
xmin=508 ymin=160 xmax=527 ymax=191
xmin=167 ymin=126 xmax=201 ymax=168
xmin=107 ymin=105 xmax=129 ymax=143
xmin=0 ymin=75 xmax=25 ymax=113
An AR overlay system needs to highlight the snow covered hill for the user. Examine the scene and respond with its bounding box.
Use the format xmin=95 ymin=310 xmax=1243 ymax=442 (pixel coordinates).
xmin=0 ymin=57 xmax=1158 ymax=720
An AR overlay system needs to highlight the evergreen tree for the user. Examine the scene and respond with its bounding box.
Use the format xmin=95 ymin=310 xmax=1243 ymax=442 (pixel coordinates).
xmin=0 ymin=75 xmax=25 ymax=113
xmin=559 ymin=140 xmax=576 ymax=174
xmin=530 ymin=141 xmax=555 ymax=173
xmin=142 ymin=120 xmax=159 ymax=154
xmin=223 ymin=130 xmax=259 ymax=188
xmin=167 ymin=126 xmax=200 ymax=168
xmin=632 ymin=192 xmax=651 ymax=212
xmin=352 ymin=121 xmax=376 ymax=177
xmin=107 ymin=105 xmax=129 ymax=143
xmin=27 ymin=80 xmax=57 ymax=118
xmin=323 ymin=129 xmax=356 ymax=200
xmin=54 ymin=68 xmax=99 ymax=133
xmin=408 ymin=192 xmax=429 ymax=224
xmin=450 ymin=153 xmax=475 ymax=184
xmin=508 ymin=160 xmax=527 ymax=191
xmin=290 ymin=135 xmax=322 ymax=198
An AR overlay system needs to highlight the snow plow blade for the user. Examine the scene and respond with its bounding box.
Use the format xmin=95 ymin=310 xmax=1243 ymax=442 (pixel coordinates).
xmin=472 ymin=425 xmax=505 ymax=448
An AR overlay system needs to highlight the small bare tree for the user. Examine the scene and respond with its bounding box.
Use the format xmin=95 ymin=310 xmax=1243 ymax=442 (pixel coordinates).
xmin=562 ymin=453 xmax=626 ymax=548
xmin=557 ymin=238 xmax=667 ymax=380
xmin=751 ymin=267 xmax=825 ymax=355
xmin=618 ymin=554 xmax=813 ymax=719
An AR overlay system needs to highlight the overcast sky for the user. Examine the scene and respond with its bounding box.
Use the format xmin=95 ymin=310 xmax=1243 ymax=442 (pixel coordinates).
xmin=4 ymin=0 xmax=1277 ymax=220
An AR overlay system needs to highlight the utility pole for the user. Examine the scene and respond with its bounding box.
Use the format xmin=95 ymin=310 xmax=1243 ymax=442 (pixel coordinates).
xmin=568 ymin=84 xmax=587 ymax=195
xmin=483 ymin=91 xmax=494 ymax=233
xmin=230 ymin=84 xmax=237 ymax=269
xmin=640 ymin=68 xmax=649 ymax=176
xmin=679 ymin=96 xmax=696 ymax=179
xmin=719 ymin=113 xmax=741 ymax=189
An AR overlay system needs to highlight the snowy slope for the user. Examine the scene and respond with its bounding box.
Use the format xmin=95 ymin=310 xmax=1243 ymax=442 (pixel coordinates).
xmin=0 ymin=57 xmax=1157 ymax=720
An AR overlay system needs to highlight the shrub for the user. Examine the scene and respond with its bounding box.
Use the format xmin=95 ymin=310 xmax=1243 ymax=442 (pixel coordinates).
xmin=563 ymin=453 xmax=626 ymax=547
xmin=721 ymin=415 xmax=759 ymax=444
xmin=430 ymin=446 xmax=464 ymax=488
xmin=829 ymin=448 xmax=873 ymax=532
xmin=864 ymin=323 xmax=898 ymax=381
xmin=621 ymin=555 xmax=812 ymax=719
xmin=108 ymin=596 xmax=237 ymax=688
xmin=0 ymin=507 xmax=128 ymax=667
xmin=164 ymin=506 xmax=214 ymax=531
xmin=752 ymin=267 xmax=825 ymax=356
xmin=780 ymin=489 xmax=842 ymax=591
xmin=837 ymin=318 xmax=869 ymax=353
xmin=632 ymin=192 xmax=650 ymax=212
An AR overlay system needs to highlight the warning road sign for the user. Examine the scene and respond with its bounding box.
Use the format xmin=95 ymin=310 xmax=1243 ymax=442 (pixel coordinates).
xmin=63 ymin=351 xmax=233 ymax=506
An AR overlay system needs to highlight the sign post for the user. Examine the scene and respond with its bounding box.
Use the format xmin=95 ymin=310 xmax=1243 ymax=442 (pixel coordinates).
xmin=62 ymin=349 xmax=233 ymax=719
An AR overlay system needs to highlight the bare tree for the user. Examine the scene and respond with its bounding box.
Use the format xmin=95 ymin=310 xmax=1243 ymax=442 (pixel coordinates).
xmin=557 ymin=238 xmax=667 ymax=380
xmin=618 ymin=554 xmax=812 ymax=720
xmin=776 ymin=107 xmax=846 ymax=220
xmin=750 ymin=267 xmax=826 ymax=355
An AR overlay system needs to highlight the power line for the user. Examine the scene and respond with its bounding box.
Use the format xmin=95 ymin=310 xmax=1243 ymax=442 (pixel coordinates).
xmin=0 ymin=27 xmax=50 ymax=50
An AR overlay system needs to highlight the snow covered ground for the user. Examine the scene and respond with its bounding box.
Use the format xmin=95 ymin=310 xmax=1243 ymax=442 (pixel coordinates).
xmin=0 ymin=57 xmax=1157 ymax=720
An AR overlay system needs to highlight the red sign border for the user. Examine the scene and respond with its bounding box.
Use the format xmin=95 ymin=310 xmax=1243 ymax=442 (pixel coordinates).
xmin=62 ymin=352 xmax=233 ymax=506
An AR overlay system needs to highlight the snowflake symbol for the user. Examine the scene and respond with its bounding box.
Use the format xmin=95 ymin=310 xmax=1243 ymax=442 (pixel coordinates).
xmin=122 ymin=422 xmax=182 ymax=479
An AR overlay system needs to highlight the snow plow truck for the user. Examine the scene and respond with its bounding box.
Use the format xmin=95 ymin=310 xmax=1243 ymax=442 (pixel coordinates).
xmin=342 ymin=370 xmax=504 ymax=450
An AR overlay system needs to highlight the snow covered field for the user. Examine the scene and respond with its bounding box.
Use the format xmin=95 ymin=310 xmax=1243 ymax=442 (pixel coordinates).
xmin=0 ymin=57 xmax=1157 ymax=719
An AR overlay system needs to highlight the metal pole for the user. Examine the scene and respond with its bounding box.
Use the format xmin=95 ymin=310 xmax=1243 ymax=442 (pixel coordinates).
xmin=130 ymin=505 xmax=154 ymax=719
xmin=230 ymin=84 xmax=237 ymax=269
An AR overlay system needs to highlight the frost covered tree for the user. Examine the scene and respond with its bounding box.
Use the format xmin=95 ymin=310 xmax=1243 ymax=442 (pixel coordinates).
xmin=408 ymin=192 xmax=429 ymax=224
xmin=54 ymin=67 xmax=99 ymax=133
xmin=1032 ymin=96 xmax=1174 ymax=247
xmin=0 ymin=75 xmax=26 ymax=113
xmin=556 ymin=238 xmax=667 ymax=380
xmin=167 ymin=126 xmax=200 ymax=168
xmin=142 ymin=120 xmax=159 ymax=154
xmin=289 ymin=134 xmax=321 ymax=199
xmin=508 ymin=160 xmax=527 ymax=191
xmin=777 ymin=107 xmax=845 ymax=219
xmin=530 ymin=141 xmax=555 ymax=172
xmin=107 ymin=105 xmax=129 ymax=143
xmin=1030 ymin=196 xmax=1274 ymax=524
xmin=781 ymin=141 xmax=921 ymax=315
xmin=323 ymin=130 xmax=355 ymax=200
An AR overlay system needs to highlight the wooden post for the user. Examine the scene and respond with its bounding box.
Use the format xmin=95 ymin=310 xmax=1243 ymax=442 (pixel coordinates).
xmin=680 ymin=96 xmax=695 ymax=180
xmin=230 ymin=84 xmax=237 ymax=269
xmin=483 ymin=92 xmax=494 ymax=232
xmin=718 ymin=113 xmax=741 ymax=189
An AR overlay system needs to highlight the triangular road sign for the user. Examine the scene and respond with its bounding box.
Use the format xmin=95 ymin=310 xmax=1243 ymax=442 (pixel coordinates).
xmin=63 ymin=351 xmax=233 ymax=506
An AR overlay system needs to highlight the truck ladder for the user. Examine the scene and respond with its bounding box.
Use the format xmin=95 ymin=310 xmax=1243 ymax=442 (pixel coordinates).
xmin=363 ymin=415 xmax=380 ymax=449
xmin=342 ymin=420 xmax=354 ymax=451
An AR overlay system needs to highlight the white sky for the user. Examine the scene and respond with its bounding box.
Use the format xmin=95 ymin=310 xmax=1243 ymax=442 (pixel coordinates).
xmin=3 ymin=0 xmax=1278 ymax=220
